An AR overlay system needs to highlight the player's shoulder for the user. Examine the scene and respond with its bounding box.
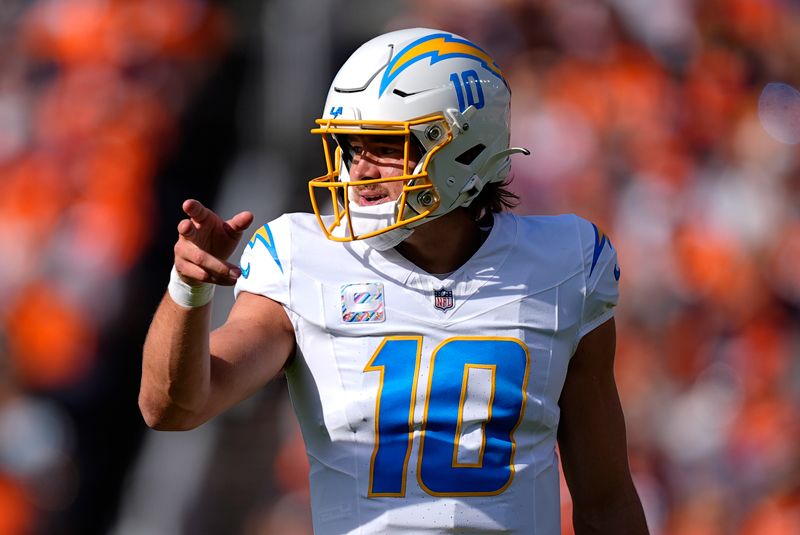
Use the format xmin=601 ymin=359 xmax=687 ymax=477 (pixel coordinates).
xmin=568 ymin=214 xmax=617 ymax=276
xmin=508 ymin=212 xmax=585 ymax=253
xmin=516 ymin=211 xmax=611 ymax=243
xmin=509 ymin=212 xmax=616 ymax=274
xmin=240 ymin=212 xmax=315 ymax=269
xmin=257 ymin=211 xmax=318 ymax=231
xmin=511 ymin=212 xmax=584 ymax=234
xmin=245 ymin=212 xmax=324 ymax=245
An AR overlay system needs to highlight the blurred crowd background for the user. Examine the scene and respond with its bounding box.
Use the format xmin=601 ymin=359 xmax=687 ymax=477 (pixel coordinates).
xmin=0 ymin=0 xmax=798 ymax=534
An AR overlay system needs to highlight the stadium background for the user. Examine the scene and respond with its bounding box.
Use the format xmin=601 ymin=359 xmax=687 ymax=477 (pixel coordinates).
xmin=0 ymin=0 xmax=799 ymax=533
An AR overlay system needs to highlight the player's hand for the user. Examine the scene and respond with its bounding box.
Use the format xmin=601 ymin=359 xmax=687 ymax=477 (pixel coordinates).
xmin=174 ymin=199 xmax=254 ymax=286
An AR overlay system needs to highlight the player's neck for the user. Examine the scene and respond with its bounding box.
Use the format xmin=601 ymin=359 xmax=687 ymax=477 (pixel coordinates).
xmin=394 ymin=208 xmax=485 ymax=274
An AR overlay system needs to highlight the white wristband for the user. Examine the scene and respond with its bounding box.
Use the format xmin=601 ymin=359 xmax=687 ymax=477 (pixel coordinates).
xmin=168 ymin=265 xmax=216 ymax=308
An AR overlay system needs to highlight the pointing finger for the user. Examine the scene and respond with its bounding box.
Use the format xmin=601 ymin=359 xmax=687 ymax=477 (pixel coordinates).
xmin=182 ymin=199 xmax=210 ymax=223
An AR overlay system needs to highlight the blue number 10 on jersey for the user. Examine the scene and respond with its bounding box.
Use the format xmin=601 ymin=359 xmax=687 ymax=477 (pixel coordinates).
xmin=364 ymin=336 xmax=530 ymax=497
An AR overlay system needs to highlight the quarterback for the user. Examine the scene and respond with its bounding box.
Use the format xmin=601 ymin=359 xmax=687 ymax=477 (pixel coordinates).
xmin=140 ymin=28 xmax=649 ymax=534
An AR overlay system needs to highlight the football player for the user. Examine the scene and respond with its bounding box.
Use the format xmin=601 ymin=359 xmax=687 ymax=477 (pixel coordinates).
xmin=140 ymin=28 xmax=649 ymax=534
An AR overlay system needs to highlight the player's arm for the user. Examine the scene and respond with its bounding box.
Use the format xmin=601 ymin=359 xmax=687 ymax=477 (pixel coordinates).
xmin=140 ymin=290 xmax=294 ymax=431
xmin=139 ymin=199 xmax=295 ymax=431
xmin=557 ymin=318 xmax=649 ymax=534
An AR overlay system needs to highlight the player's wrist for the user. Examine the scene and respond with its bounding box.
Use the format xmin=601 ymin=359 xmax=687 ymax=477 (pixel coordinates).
xmin=168 ymin=265 xmax=215 ymax=308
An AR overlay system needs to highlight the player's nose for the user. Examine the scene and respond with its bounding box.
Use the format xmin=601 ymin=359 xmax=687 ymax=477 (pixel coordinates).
xmin=349 ymin=152 xmax=381 ymax=181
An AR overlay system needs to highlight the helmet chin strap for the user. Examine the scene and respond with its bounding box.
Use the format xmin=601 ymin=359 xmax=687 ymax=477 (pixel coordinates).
xmin=347 ymin=200 xmax=414 ymax=251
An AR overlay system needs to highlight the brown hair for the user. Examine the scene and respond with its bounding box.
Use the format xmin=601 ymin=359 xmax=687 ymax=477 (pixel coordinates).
xmin=468 ymin=181 xmax=520 ymax=222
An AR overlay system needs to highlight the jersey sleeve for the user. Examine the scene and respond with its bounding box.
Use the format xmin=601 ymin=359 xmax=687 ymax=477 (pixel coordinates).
xmin=234 ymin=214 xmax=291 ymax=305
xmin=576 ymin=216 xmax=620 ymax=339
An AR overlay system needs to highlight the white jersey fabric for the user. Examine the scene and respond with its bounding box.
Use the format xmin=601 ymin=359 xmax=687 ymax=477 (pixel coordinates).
xmin=234 ymin=211 xmax=619 ymax=534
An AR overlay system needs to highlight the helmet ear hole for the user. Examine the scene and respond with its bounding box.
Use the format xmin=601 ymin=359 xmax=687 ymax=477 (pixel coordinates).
xmin=455 ymin=144 xmax=486 ymax=166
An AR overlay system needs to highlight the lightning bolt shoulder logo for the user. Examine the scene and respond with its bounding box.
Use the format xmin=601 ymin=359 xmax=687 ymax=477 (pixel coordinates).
xmin=379 ymin=33 xmax=506 ymax=97
xmin=589 ymin=223 xmax=613 ymax=277
xmin=241 ymin=224 xmax=283 ymax=278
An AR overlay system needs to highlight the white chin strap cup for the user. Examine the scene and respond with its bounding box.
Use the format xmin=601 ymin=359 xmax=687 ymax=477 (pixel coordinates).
xmin=346 ymin=200 xmax=415 ymax=251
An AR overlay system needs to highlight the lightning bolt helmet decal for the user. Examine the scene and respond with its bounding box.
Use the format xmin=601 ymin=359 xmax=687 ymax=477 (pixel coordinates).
xmin=379 ymin=33 xmax=506 ymax=97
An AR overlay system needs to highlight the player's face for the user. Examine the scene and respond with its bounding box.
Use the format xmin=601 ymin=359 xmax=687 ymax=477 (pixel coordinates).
xmin=345 ymin=135 xmax=421 ymax=206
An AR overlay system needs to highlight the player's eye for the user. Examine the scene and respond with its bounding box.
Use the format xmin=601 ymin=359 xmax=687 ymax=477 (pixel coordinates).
xmin=375 ymin=145 xmax=403 ymax=158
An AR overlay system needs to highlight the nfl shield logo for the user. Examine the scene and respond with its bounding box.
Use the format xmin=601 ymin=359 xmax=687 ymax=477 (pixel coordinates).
xmin=433 ymin=287 xmax=454 ymax=311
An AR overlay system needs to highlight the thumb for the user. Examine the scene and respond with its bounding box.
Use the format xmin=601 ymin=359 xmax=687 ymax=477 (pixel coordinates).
xmin=224 ymin=210 xmax=254 ymax=237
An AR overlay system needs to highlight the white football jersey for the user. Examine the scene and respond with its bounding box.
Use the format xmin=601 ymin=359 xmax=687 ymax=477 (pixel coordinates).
xmin=234 ymin=211 xmax=619 ymax=534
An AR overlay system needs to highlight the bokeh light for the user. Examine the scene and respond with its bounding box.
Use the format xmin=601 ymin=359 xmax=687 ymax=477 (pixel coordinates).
xmin=758 ymin=82 xmax=800 ymax=145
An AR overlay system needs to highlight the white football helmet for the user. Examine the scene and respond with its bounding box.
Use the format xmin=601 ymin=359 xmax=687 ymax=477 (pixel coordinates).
xmin=309 ymin=27 xmax=528 ymax=246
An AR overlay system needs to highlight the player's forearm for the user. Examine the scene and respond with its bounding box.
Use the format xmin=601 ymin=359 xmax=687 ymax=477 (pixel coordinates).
xmin=572 ymin=486 xmax=649 ymax=535
xmin=139 ymin=292 xmax=213 ymax=431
